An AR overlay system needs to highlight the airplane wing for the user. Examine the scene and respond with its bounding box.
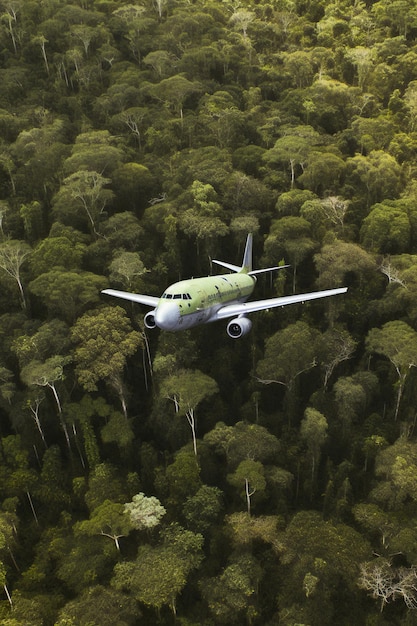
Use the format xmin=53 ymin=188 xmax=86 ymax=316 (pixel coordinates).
xmin=215 ymin=287 xmax=348 ymax=320
xmin=101 ymin=289 xmax=160 ymax=307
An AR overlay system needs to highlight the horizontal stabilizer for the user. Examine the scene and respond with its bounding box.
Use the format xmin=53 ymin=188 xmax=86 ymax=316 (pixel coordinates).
xmin=249 ymin=265 xmax=290 ymax=276
xmin=101 ymin=289 xmax=159 ymax=307
xmin=212 ymin=259 xmax=241 ymax=273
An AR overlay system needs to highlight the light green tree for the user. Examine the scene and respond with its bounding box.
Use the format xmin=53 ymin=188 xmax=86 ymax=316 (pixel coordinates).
xmin=124 ymin=493 xmax=166 ymax=531
xmin=301 ymin=407 xmax=328 ymax=489
xmin=228 ymin=459 xmax=266 ymax=515
xmin=201 ymin=554 xmax=262 ymax=624
xmin=366 ymin=321 xmax=417 ymax=420
xmin=71 ymin=306 xmax=142 ymax=418
xmin=29 ymin=269 xmax=106 ymax=322
xmin=112 ymin=524 xmax=203 ymax=617
xmin=109 ymin=251 xmax=148 ymax=291
xmin=161 ymin=369 xmax=218 ymax=455
xmin=75 ymin=500 xmax=133 ymax=552
xmin=0 ymin=240 xmax=32 ymax=310
xmin=20 ymin=356 xmax=72 ymax=451
xmin=52 ymin=170 xmax=114 ymax=238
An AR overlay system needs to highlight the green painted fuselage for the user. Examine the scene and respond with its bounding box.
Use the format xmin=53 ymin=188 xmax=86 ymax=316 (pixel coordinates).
xmin=155 ymin=272 xmax=256 ymax=330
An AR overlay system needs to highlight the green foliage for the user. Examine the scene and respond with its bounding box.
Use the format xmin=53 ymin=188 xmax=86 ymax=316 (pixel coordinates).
xmin=2 ymin=0 xmax=417 ymax=623
xmin=71 ymin=306 xmax=142 ymax=393
xmin=56 ymin=585 xmax=140 ymax=626
xmin=124 ymin=492 xmax=166 ymax=530
xmin=112 ymin=524 xmax=204 ymax=614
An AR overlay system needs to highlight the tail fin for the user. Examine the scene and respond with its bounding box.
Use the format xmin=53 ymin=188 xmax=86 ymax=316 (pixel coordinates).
xmin=212 ymin=234 xmax=289 ymax=275
xmin=212 ymin=234 xmax=253 ymax=274
xmin=241 ymin=233 xmax=253 ymax=273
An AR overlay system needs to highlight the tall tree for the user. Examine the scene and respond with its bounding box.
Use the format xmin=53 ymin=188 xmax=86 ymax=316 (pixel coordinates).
xmin=366 ymin=320 xmax=417 ymax=420
xmin=161 ymin=369 xmax=218 ymax=455
xmin=112 ymin=524 xmax=203 ymax=617
xmin=300 ymin=407 xmax=328 ymax=494
xmin=71 ymin=306 xmax=142 ymax=418
xmin=0 ymin=240 xmax=32 ymax=310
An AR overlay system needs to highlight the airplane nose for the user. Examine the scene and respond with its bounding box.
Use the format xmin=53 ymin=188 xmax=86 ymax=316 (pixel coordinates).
xmin=154 ymin=303 xmax=180 ymax=330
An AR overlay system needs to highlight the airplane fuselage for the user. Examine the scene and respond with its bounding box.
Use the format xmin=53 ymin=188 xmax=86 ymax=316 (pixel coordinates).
xmin=152 ymin=272 xmax=256 ymax=331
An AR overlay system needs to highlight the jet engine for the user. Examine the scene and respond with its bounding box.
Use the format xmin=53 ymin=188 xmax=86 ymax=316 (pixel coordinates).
xmin=144 ymin=310 xmax=157 ymax=329
xmin=227 ymin=317 xmax=252 ymax=338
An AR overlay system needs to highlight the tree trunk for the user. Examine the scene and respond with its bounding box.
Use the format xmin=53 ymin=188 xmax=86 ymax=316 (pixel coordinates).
xmin=186 ymin=409 xmax=198 ymax=456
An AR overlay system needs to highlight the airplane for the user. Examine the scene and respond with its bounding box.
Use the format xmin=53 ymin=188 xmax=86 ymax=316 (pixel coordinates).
xmin=101 ymin=234 xmax=347 ymax=338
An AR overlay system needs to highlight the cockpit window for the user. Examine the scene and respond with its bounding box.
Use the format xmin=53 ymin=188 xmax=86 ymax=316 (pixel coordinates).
xmin=173 ymin=294 xmax=181 ymax=299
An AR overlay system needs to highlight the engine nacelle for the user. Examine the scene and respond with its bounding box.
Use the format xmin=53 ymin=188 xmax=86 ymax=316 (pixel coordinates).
xmin=227 ymin=317 xmax=252 ymax=338
xmin=144 ymin=310 xmax=157 ymax=329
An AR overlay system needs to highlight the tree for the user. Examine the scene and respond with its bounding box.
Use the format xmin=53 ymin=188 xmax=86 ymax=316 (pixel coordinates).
xmin=358 ymin=558 xmax=417 ymax=612
xmin=345 ymin=46 xmax=376 ymax=90
xmin=52 ymin=170 xmax=114 ymax=238
xmin=108 ymin=251 xmax=148 ymax=291
xmin=55 ymin=585 xmax=140 ymax=626
xmin=63 ymin=130 xmax=124 ymax=176
xmin=29 ymin=269 xmax=106 ymax=322
xmin=366 ymin=321 xmax=417 ymax=420
xmin=264 ymin=216 xmax=315 ymax=292
xmin=333 ymin=376 xmax=367 ymax=433
xmin=318 ymin=327 xmax=357 ymax=389
xmin=277 ymin=511 xmax=371 ymax=623
xmin=179 ymin=180 xmax=228 ymax=256
xmin=112 ymin=524 xmax=203 ymax=617
xmin=0 ymin=365 xmax=15 ymax=404
xmin=84 ymin=462 xmax=127 ymax=513
xmin=228 ymin=459 xmax=266 ymax=515
xmin=161 ymin=369 xmax=218 ymax=455
xmin=112 ymin=162 xmax=155 ymax=213
xmin=353 ymin=503 xmax=397 ymax=548
xmin=204 ymin=420 xmax=281 ymax=468
xmin=144 ymin=74 xmax=202 ymax=120
xmin=71 ymin=306 xmax=142 ymax=418
xmin=143 ymin=50 xmax=175 ymax=78
xmin=101 ymin=411 xmax=134 ymax=451
xmin=112 ymin=4 xmax=154 ymax=63
xmin=263 ymin=126 xmax=322 ymax=188
xmin=0 ymin=240 xmax=32 ymax=310
xmin=75 ymin=500 xmax=133 ymax=552
xmin=30 ymin=235 xmax=86 ymax=277
xmin=256 ymin=321 xmax=321 ymax=391
xmin=20 ymin=356 xmax=72 ymax=451
xmin=298 ymin=152 xmax=346 ymax=195
xmin=314 ymin=240 xmax=376 ymax=288
xmin=282 ymin=50 xmax=314 ymax=88
xmin=198 ymin=90 xmax=245 ymax=149
xmin=300 ymin=407 xmax=328 ymax=491
xmin=183 ymin=485 xmax=223 ymax=534
xmin=226 ymin=512 xmax=281 ymax=548
xmin=346 ymin=150 xmax=402 ymax=206
xmin=201 ymin=554 xmax=262 ymax=624
xmin=124 ymin=493 xmax=166 ymax=531
xmin=370 ymin=439 xmax=417 ymax=509
xmin=360 ymin=200 xmax=415 ymax=254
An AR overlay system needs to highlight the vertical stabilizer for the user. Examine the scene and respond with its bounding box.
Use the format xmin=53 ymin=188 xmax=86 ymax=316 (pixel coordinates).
xmin=211 ymin=234 xmax=254 ymax=274
xmin=241 ymin=233 xmax=253 ymax=273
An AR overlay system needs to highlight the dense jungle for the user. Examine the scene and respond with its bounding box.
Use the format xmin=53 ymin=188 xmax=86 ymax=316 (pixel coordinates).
xmin=2 ymin=0 xmax=417 ymax=624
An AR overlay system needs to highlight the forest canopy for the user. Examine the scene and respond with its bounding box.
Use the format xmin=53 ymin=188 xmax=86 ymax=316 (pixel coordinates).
xmin=1 ymin=0 xmax=417 ymax=624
